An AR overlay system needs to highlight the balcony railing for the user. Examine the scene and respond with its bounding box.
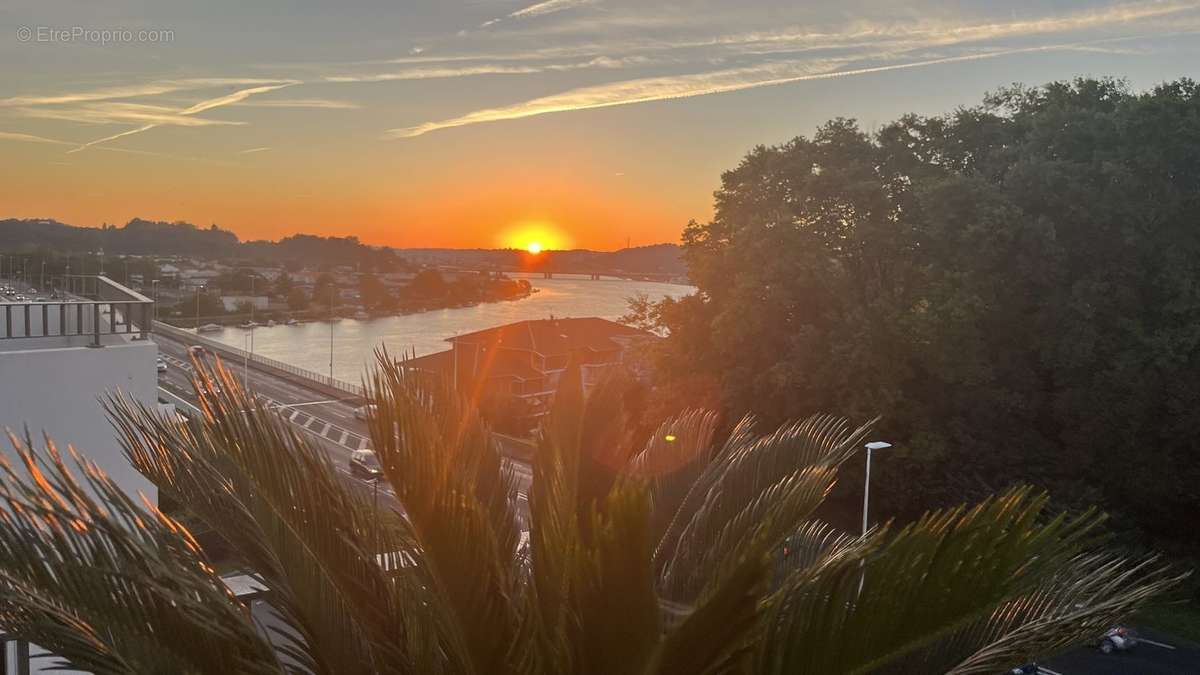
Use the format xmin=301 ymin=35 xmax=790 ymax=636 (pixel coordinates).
xmin=0 ymin=275 xmax=154 ymax=347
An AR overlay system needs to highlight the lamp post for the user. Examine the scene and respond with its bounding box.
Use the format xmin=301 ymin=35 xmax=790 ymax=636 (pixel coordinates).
xmin=151 ymin=280 xmax=160 ymax=321
xmin=195 ymin=286 xmax=202 ymax=330
xmin=861 ymin=441 xmax=892 ymax=536
xmin=40 ymin=261 xmax=45 ymax=290
xmin=328 ymin=283 xmax=335 ymax=381
xmin=857 ymin=440 xmax=892 ymax=597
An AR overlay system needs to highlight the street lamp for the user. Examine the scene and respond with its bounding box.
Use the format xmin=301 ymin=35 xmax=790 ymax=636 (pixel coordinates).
xmin=151 ymin=280 xmax=160 ymax=321
xmin=862 ymin=441 xmax=892 ymax=536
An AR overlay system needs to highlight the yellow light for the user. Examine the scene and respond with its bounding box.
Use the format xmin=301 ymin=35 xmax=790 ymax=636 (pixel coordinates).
xmin=664 ymin=434 xmax=676 ymax=442
xmin=527 ymin=242 xmax=543 ymax=254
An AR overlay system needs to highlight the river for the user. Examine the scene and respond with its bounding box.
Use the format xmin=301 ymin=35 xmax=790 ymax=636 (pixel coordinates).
xmin=203 ymin=274 xmax=694 ymax=381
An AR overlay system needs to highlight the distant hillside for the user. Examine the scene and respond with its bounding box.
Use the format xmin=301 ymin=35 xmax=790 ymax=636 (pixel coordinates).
xmin=0 ymin=217 xmax=687 ymax=277
xmin=0 ymin=218 xmax=404 ymax=271
xmin=397 ymin=243 xmax=687 ymax=277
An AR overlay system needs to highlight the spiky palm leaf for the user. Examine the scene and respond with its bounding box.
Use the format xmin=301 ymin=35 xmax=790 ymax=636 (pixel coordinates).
xmin=106 ymin=357 xmax=434 ymax=674
xmin=0 ymin=354 xmax=1185 ymax=675
xmin=0 ymin=432 xmax=281 ymax=674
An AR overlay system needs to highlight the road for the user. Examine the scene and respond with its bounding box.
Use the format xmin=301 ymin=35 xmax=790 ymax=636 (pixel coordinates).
xmin=1036 ymin=627 xmax=1199 ymax=674
xmin=152 ymin=328 xmax=533 ymax=517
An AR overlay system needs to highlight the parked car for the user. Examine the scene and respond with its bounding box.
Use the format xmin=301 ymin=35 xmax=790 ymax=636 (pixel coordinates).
xmin=156 ymin=358 xmax=168 ymax=373
xmin=1099 ymin=626 xmax=1138 ymax=654
xmin=350 ymin=450 xmax=382 ymax=479
xmin=353 ymin=404 xmax=377 ymax=421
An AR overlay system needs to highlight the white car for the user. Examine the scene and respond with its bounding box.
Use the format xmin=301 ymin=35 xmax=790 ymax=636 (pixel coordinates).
xmin=156 ymin=358 xmax=168 ymax=373
xmin=1098 ymin=626 xmax=1138 ymax=654
xmin=354 ymin=404 xmax=377 ymax=420
xmin=350 ymin=449 xmax=382 ymax=479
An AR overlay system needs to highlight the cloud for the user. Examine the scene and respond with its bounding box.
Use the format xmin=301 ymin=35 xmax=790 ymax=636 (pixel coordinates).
xmin=384 ymin=45 xmax=1074 ymax=138
xmin=509 ymin=0 xmax=595 ymax=19
xmin=0 ymin=78 xmax=294 ymax=108
xmin=324 ymin=55 xmax=644 ymax=83
xmin=479 ymin=0 xmax=596 ymax=28
xmin=17 ymin=102 xmax=246 ymax=126
xmin=238 ymin=146 xmax=271 ymax=154
xmin=67 ymin=82 xmax=297 ymax=153
xmin=0 ymin=131 xmax=73 ymax=146
xmin=234 ymin=98 xmax=359 ymax=109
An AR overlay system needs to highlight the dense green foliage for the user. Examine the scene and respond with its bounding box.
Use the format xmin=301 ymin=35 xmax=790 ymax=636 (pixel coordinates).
xmin=641 ymin=78 xmax=1200 ymax=548
xmin=0 ymin=357 xmax=1181 ymax=673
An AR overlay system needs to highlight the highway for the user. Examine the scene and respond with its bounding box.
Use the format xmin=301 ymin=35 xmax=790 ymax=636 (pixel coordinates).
xmin=151 ymin=328 xmax=533 ymax=516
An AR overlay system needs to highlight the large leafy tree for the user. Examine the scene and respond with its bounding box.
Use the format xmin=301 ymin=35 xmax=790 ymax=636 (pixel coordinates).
xmin=646 ymin=78 xmax=1200 ymax=544
xmin=0 ymin=356 xmax=1183 ymax=673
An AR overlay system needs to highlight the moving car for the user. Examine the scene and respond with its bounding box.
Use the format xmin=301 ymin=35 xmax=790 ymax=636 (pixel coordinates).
xmin=353 ymin=404 xmax=377 ymax=421
xmin=1098 ymin=626 xmax=1137 ymax=654
xmin=188 ymin=345 xmax=207 ymax=358
xmin=350 ymin=450 xmax=382 ymax=479
xmin=156 ymin=357 xmax=168 ymax=373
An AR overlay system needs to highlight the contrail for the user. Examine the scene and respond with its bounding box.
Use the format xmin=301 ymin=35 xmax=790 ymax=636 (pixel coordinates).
xmin=386 ymin=44 xmax=1071 ymax=139
xmin=68 ymin=82 xmax=297 ymax=153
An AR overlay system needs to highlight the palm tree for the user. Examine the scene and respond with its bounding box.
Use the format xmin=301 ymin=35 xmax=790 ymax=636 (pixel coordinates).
xmin=0 ymin=354 xmax=1185 ymax=674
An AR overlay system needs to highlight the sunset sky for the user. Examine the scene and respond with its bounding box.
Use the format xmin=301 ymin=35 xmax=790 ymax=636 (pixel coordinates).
xmin=2 ymin=1 xmax=1198 ymax=250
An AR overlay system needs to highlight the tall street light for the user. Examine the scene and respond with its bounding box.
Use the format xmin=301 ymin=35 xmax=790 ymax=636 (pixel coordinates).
xmin=857 ymin=440 xmax=892 ymax=597
xmin=862 ymin=441 xmax=892 ymax=536
xmin=151 ymin=280 xmax=160 ymax=321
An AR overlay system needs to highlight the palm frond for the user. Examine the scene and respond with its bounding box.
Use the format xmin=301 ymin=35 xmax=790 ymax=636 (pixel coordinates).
xmin=0 ymin=431 xmax=280 ymax=674
xmin=367 ymin=350 xmax=523 ymax=674
xmin=107 ymin=356 xmax=430 ymax=675
xmin=655 ymin=414 xmax=873 ymax=602
xmin=752 ymin=486 xmax=1182 ymax=674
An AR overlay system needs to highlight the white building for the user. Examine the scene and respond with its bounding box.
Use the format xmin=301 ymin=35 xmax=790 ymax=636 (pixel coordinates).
xmin=0 ymin=277 xmax=157 ymax=500
xmin=221 ymin=295 xmax=270 ymax=312
xmin=1 ymin=276 xmax=159 ymax=673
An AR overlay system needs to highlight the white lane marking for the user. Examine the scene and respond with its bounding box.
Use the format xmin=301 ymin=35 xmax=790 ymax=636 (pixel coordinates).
xmin=273 ymin=398 xmax=343 ymax=409
xmin=289 ymin=410 xmax=300 ymax=421
xmin=339 ymin=430 xmax=349 ymax=445
xmin=319 ymin=422 xmax=331 ymax=436
xmin=1139 ymin=638 xmax=1176 ymax=650
xmin=1037 ymin=667 xmax=1065 ymax=675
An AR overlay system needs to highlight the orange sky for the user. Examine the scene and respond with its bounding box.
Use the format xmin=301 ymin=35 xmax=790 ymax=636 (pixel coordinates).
xmin=4 ymin=1 xmax=1197 ymax=250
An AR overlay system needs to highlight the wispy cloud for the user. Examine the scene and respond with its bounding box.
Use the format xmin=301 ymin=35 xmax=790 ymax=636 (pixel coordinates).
xmin=324 ymin=55 xmax=644 ymax=83
xmin=480 ymin=0 xmax=596 ymax=28
xmin=17 ymin=102 xmax=246 ymax=127
xmin=66 ymin=82 xmax=297 ymax=153
xmin=0 ymin=78 xmax=294 ymax=108
xmin=0 ymin=131 xmax=73 ymax=146
xmin=238 ymin=146 xmax=271 ymax=154
xmin=385 ymin=45 xmax=1077 ymax=138
xmin=235 ymin=98 xmax=359 ymax=109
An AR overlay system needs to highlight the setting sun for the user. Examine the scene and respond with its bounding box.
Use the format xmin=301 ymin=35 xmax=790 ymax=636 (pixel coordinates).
xmin=500 ymin=220 xmax=569 ymax=253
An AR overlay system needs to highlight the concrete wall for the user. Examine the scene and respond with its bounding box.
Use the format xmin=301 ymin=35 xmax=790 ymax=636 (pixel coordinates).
xmin=0 ymin=338 xmax=158 ymax=502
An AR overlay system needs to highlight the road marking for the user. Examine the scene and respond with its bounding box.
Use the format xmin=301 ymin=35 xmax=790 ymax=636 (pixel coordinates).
xmin=1037 ymin=667 xmax=1065 ymax=675
xmin=289 ymin=410 xmax=300 ymax=421
xmin=319 ymin=422 xmax=331 ymax=436
xmin=1139 ymin=638 xmax=1176 ymax=650
xmin=339 ymin=430 xmax=349 ymax=445
xmin=274 ymin=398 xmax=345 ymax=409
xmin=302 ymin=416 xmax=316 ymax=429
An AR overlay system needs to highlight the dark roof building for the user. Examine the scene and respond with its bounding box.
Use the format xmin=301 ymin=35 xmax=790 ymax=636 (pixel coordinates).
xmin=407 ymin=317 xmax=653 ymax=432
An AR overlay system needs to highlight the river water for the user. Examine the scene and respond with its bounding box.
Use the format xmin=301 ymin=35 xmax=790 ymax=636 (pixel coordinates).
xmin=204 ymin=274 xmax=693 ymax=381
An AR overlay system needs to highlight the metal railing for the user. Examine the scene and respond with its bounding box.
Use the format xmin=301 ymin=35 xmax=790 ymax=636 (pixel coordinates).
xmin=0 ymin=275 xmax=153 ymax=346
xmin=153 ymin=320 xmax=364 ymax=398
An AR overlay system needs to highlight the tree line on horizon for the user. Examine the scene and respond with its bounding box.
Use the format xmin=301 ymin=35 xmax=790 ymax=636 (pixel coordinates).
xmin=628 ymin=77 xmax=1200 ymax=564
